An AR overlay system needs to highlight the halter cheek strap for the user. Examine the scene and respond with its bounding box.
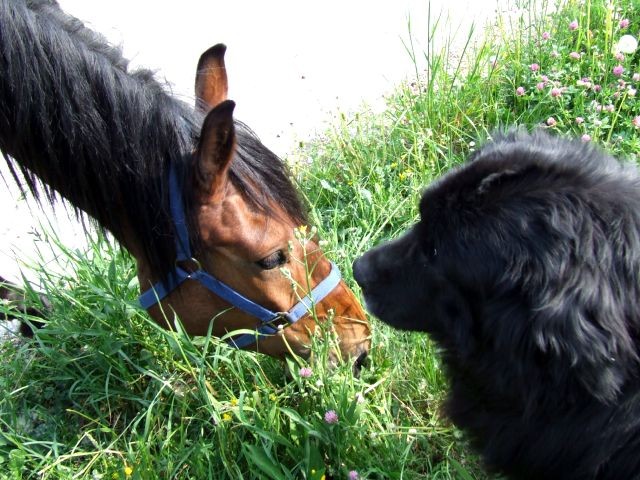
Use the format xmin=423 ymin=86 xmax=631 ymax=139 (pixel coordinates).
xmin=138 ymin=164 xmax=342 ymax=348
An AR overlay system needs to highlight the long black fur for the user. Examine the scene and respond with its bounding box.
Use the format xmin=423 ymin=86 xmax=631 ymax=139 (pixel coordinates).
xmin=0 ymin=0 xmax=306 ymax=280
xmin=353 ymin=130 xmax=640 ymax=479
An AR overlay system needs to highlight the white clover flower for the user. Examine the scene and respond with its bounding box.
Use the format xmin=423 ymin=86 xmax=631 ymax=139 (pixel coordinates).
xmin=614 ymin=34 xmax=638 ymax=54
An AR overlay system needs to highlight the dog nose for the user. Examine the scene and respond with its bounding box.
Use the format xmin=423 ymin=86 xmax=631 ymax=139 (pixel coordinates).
xmin=352 ymin=256 xmax=368 ymax=288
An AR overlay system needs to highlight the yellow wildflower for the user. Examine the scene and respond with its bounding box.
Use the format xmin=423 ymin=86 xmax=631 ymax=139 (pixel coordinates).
xmin=222 ymin=413 xmax=233 ymax=422
xmin=230 ymin=398 xmax=238 ymax=407
xmin=124 ymin=465 xmax=133 ymax=476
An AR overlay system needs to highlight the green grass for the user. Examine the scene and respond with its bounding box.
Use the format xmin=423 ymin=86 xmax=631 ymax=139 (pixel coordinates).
xmin=2 ymin=0 xmax=640 ymax=478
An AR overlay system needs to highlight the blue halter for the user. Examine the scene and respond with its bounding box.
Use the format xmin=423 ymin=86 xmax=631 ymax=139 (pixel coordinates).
xmin=138 ymin=165 xmax=342 ymax=348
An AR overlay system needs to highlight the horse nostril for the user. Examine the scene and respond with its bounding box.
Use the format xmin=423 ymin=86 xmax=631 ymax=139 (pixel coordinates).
xmin=353 ymin=350 xmax=369 ymax=375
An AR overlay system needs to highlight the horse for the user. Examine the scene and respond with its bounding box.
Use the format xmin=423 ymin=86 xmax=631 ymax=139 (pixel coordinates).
xmin=0 ymin=0 xmax=370 ymax=366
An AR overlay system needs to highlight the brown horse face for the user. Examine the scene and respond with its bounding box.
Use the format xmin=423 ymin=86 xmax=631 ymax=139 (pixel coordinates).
xmin=140 ymin=45 xmax=370 ymax=363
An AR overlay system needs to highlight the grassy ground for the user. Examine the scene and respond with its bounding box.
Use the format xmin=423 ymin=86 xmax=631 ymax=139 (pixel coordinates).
xmin=2 ymin=0 xmax=640 ymax=478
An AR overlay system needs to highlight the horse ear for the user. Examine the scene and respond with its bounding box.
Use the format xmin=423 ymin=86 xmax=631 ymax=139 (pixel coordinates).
xmin=196 ymin=100 xmax=236 ymax=195
xmin=195 ymin=44 xmax=228 ymax=113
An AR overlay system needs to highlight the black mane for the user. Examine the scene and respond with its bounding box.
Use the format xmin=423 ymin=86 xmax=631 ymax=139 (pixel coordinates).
xmin=0 ymin=0 xmax=306 ymax=280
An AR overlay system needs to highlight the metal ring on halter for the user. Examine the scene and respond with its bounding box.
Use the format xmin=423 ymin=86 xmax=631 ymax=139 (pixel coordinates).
xmin=176 ymin=257 xmax=202 ymax=274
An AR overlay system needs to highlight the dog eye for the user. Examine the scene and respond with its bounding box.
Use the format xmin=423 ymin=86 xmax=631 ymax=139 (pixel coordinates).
xmin=256 ymin=250 xmax=288 ymax=270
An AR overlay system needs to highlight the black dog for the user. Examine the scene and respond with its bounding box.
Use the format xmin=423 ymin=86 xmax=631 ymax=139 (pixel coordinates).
xmin=353 ymin=130 xmax=640 ymax=479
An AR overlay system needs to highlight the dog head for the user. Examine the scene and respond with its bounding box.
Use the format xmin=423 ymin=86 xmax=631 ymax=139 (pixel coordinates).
xmin=354 ymin=130 xmax=640 ymax=403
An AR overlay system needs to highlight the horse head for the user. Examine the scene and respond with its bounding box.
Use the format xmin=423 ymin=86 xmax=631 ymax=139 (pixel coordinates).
xmin=138 ymin=45 xmax=370 ymax=365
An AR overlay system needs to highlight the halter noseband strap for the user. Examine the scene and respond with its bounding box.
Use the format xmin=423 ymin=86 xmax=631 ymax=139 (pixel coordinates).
xmin=138 ymin=164 xmax=342 ymax=348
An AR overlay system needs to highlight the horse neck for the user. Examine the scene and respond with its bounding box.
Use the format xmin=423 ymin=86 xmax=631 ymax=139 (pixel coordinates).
xmin=0 ymin=0 xmax=197 ymax=276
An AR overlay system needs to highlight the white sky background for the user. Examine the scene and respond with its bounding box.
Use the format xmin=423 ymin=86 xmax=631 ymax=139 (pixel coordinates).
xmin=0 ymin=0 xmax=498 ymax=283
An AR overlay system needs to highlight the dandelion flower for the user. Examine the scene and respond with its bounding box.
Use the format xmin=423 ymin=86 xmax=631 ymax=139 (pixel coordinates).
xmin=581 ymin=134 xmax=591 ymax=142
xmin=324 ymin=410 xmax=339 ymax=424
xmin=299 ymin=367 xmax=313 ymax=378
xmin=569 ymin=20 xmax=579 ymax=31
xmin=529 ymin=63 xmax=540 ymax=72
xmin=516 ymin=86 xmax=525 ymax=96
xmin=613 ymin=65 xmax=624 ymax=77
xmin=620 ymin=19 xmax=630 ymax=29
xmin=546 ymin=117 xmax=557 ymax=127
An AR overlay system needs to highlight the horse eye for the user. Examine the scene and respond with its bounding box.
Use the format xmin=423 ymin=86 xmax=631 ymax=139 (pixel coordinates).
xmin=257 ymin=250 xmax=287 ymax=270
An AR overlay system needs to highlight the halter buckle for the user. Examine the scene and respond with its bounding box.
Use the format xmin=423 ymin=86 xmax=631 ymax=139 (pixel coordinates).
xmin=265 ymin=312 xmax=295 ymax=330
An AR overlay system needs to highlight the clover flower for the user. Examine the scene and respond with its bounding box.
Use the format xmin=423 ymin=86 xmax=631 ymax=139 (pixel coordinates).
xmin=633 ymin=73 xmax=640 ymax=82
xmin=536 ymin=82 xmax=545 ymax=91
xmin=633 ymin=116 xmax=640 ymax=128
xmin=324 ymin=410 xmax=339 ymax=424
xmin=613 ymin=65 xmax=624 ymax=76
xmin=569 ymin=20 xmax=579 ymax=31
xmin=516 ymin=86 xmax=525 ymax=96
xmin=299 ymin=367 xmax=313 ymax=378
xmin=551 ymin=87 xmax=562 ymax=98
xmin=575 ymin=117 xmax=585 ymax=125
xmin=569 ymin=51 xmax=581 ymax=60
xmin=620 ymin=19 xmax=630 ymax=29
xmin=530 ymin=63 xmax=540 ymax=72
xmin=615 ymin=35 xmax=638 ymax=54
xmin=581 ymin=134 xmax=591 ymax=142
xmin=348 ymin=471 xmax=360 ymax=480
xmin=542 ymin=31 xmax=550 ymax=40
xmin=546 ymin=117 xmax=557 ymax=127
